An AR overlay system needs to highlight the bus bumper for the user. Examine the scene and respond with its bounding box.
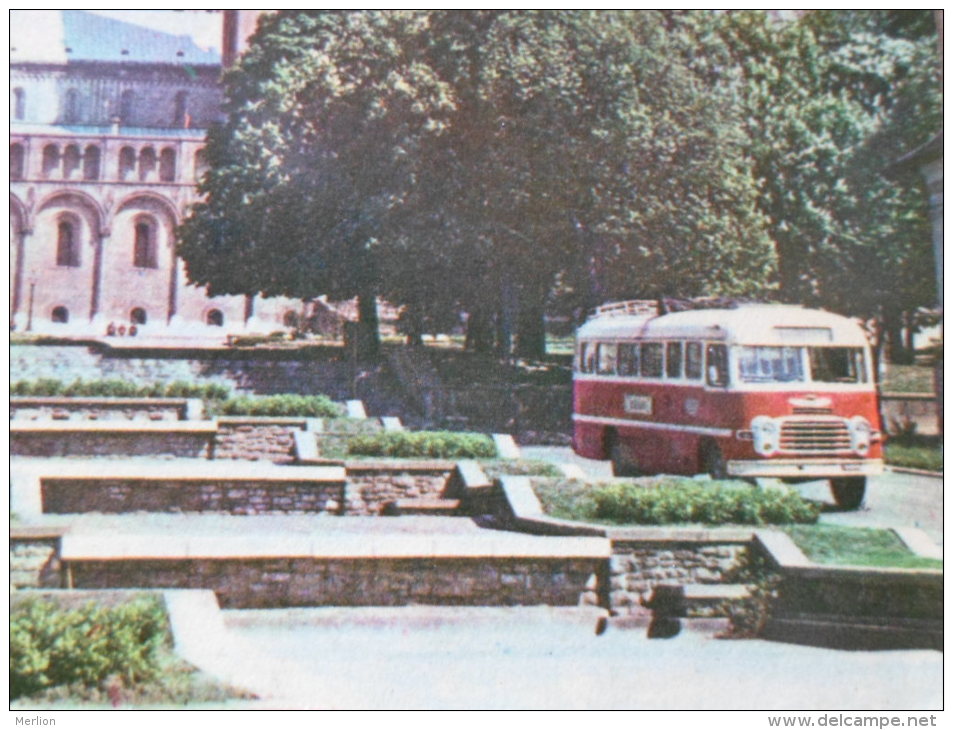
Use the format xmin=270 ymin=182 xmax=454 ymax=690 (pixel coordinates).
xmin=727 ymin=459 xmax=884 ymax=479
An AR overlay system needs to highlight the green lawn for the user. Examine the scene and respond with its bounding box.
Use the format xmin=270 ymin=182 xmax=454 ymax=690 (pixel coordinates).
xmin=783 ymin=524 xmax=942 ymax=570
xmin=884 ymin=435 xmax=942 ymax=472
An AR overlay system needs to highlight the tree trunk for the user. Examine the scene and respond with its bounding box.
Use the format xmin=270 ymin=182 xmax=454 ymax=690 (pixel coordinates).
xmin=882 ymin=308 xmax=910 ymax=364
xmin=515 ymin=298 xmax=546 ymax=360
xmin=465 ymin=308 xmax=494 ymax=353
xmin=353 ymin=290 xmax=380 ymax=361
xmin=403 ymin=306 xmax=423 ymax=348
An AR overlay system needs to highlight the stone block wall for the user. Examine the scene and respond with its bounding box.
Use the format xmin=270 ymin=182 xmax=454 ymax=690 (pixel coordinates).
xmin=345 ymin=469 xmax=453 ymax=515
xmin=11 ymin=537 xmax=62 ymax=589
xmin=66 ymin=556 xmax=602 ymax=609
xmin=605 ymin=541 xmax=749 ymax=614
xmin=41 ymin=478 xmax=346 ymax=515
xmin=12 ymin=431 xmax=213 ymax=459
xmin=214 ymin=421 xmax=304 ymax=463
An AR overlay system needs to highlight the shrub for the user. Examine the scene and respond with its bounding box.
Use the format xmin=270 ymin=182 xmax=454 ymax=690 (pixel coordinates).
xmin=535 ymin=478 xmax=818 ymax=526
xmin=347 ymin=431 xmax=497 ymax=459
xmin=11 ymin=378 xmax=233 ymax=400
xmin=219 ymin=394 xmax=344 ymax=418
xmin=10 ymin=596 xmax=170 ymax=700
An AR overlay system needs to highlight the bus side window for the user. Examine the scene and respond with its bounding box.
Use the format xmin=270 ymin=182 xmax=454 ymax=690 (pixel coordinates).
xmin=706 ymin=344 xmax=729 ymax=387
xmin=618 ymin=343 xmax=639 ymax=376
xmin=576 ymin=343 xmax=587 ymax=372
xmin=685 ymin=341 xmax=703 ymax=380
xmin=584 ymin=342 xmax=598 ymax=374
xmin=597 ymin=343 xmax=618 ymax=375
xmin=641 ymin=342 xmax=663 ymax=378
xmin=666 ymin=342 xmax=683 ymax=378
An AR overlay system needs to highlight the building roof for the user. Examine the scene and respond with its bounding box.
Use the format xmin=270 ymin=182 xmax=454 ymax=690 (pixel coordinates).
xmin=10 ymin=10 xmax=221 ymax=66
xmin=10 ymin=123 xmax=209 ymax=140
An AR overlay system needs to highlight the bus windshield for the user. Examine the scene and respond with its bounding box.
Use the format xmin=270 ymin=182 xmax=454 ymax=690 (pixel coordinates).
xmin=738 ymin=346 xmax=804 ymax=383
xmin=738 ymin=345 xmax=867 ymax=384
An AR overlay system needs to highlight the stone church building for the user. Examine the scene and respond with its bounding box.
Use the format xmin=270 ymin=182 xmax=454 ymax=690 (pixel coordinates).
xmin=10 ymin=10 xmax=309 ymax=339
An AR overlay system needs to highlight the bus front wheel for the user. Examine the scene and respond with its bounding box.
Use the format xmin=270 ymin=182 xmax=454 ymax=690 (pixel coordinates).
xmin=830 ymin=477 xmax=866 ymax=510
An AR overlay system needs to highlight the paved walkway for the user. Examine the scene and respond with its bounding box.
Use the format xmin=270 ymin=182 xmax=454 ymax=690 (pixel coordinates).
xmin=212 ymin=606 xmax=941 ymax=710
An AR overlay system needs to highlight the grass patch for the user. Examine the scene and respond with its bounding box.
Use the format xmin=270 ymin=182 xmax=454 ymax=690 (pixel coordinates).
xmin=884 ymin=435 xmax=942 ymax=472
xmin=881 ymin=364 xmax=936 ymax=393
xmin=783 ymin=525 xmax=942 ymax=570
xmin=533 ymin=477 xmax=819 ymax=526
xmin=480 ymin=459 xmax=563 ymax=480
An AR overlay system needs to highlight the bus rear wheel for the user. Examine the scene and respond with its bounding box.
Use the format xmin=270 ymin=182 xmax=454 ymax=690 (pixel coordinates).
xmin=607 ymin=431 xmax=637 ymax=477
xmin=830 ymin=477 xmax=866 ymax=510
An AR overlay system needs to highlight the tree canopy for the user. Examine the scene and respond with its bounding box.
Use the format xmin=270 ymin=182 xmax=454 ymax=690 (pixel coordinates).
xmin=178 ymin=10 xmax=939 ymax=361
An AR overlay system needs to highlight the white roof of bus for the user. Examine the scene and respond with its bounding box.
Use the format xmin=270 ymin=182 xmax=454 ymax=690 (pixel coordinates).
xmin=577 ymin=304 xmax=869 ymax=346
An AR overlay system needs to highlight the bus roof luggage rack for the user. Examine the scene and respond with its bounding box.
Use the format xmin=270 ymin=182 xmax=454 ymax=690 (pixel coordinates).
xmin=590 ymin=300 xmax=659 ymax=320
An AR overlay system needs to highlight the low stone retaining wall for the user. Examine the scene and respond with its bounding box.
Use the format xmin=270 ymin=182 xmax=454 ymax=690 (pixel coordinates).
xmin=11 ymin=421 xmax=217 ymax=459
xmin=606 ymin=532 xmax=750 ymax=614
xmin=344 ymin=461 xmax=456 ymax=515
xmin=214 ymin=418 xmax=312 ymax=463
xmin=881 ymin=392 xmax=940 ymax=436
xmin=10 ymin=396 xmax=200 ymax=422
xmin=10 ymin=528 xmax=64 ymax=590
xmin=41 ymin=477 xmax=346 ymax=516
xmin=65 ymin=556 xmax=601 ymax=609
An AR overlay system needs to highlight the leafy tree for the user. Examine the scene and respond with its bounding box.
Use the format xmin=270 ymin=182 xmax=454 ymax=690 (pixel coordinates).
xmin=717 ymin=10 xmax=939 ymax=361
xmin=178 ymin=11 xmax=456 ymax=358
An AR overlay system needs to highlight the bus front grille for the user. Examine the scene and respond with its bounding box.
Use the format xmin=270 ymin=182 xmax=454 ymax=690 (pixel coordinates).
xmin=779 ymin=419 xmax=851 ymax=453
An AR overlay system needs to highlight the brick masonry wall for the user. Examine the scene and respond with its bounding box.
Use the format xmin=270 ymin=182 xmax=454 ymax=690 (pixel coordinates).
xmin=12 ymin=432 xmax=212 ymax=458
xmin=11 ymin=538 xmax=62 ymax=589
xmin=66 ymin=557 xmax=602 ymax=609
xmin=214 ymin=422 xmax=302 ymax=463
xmin=41 ymin=478 xmax=346 ymax=515
xmin=345 ymin=471 xmax=453 ymax=515
xmin=604 ymin=541 xmax=749 ymax=614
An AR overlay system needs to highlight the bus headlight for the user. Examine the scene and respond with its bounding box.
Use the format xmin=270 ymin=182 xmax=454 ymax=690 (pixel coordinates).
xmin=751 ymin=416 xmax=779 ymax=456
xmin=849 ymin=417 xmax=872 ymax=456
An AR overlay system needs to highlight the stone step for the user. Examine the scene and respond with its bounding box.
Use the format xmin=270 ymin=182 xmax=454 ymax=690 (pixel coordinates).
xmin=381 ymin=498 xmax=461 ymax=516
xmin=643 ymin=583 xmax=753 ymax=618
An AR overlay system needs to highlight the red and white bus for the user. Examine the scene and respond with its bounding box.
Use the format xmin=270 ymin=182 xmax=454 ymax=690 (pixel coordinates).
xmin=572 ymin=301 xmax=883 ymax=509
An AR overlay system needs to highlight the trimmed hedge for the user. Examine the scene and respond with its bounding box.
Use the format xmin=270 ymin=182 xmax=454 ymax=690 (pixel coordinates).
xmin=11 ymin=596 xmax=170 ymax=700
xmin=11 ymin=378 xmax=231 ymax=400
xmin=535 ymin=478 xmax=819 ymax=526
xmin=218 ymin=394 xmax=344 ymax=418
xmin=347 ymin=431 xmax=497 ymax=459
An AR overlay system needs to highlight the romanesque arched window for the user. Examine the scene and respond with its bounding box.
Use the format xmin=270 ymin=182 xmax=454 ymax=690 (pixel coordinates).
xmin=283 ymin=311 xmax=299 ymax=328
xmin=10 ymin=143 xmax=25 ymax=180
xmin=193 ymin=147 xmax=208 ymax=182
xmin=130 ymin=307 xmax=147 ymax=325
xmin=159 ymin=148 xmax=176 ymax=182
xmin=133 ymin=218 xmax=158 ymax=269
xmin=56 ymin=218 xmax=80 ymax=267
xmin=119 ymin=146 xmax=136 ymax=181
xmin=206 ymin=309 xmax=224 ymax=327
xmin=138 ymin=146 xmax=156 ymax=182
xmin=63 ymin=145 xmax=81 ymax=179
xmin=64 ymin=88 xmax=79 ymax=123
xmin=42 ymin=144 xmax=60 ymax=178
xmin=83 ymin=145 xmax=100 ymax=181
xmin=51 ymin=306 xmax=69 ymax=323
xmin=13 ymin=87 xmax=25 ymax=121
